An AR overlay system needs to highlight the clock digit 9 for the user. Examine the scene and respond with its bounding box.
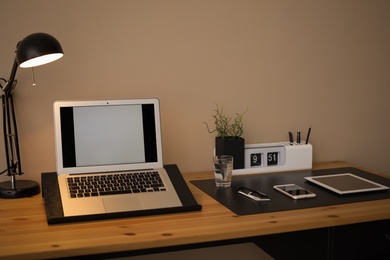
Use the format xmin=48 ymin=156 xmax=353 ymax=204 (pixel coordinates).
xmin=250 ymin=153 xmax=262 ymax=167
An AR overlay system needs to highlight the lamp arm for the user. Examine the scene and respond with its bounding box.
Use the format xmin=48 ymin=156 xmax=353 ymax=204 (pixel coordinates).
xmin=1 ymin=58 xmax=19 ymax=96
xmin=1 ymin=57 xmax=23 ymax=178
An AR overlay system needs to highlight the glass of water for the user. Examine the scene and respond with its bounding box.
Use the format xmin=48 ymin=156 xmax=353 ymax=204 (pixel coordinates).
xmin=213 ymin=155 xmax=233 ymax=187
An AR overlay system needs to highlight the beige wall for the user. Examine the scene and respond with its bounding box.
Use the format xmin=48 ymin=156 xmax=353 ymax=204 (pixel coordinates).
xmin=0 ymin=0 xmax=389 ymax=185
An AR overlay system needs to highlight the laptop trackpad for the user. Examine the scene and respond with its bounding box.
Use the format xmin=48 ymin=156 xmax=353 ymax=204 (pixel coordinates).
xmin=102 ymin=196 xmax=143 ymax=213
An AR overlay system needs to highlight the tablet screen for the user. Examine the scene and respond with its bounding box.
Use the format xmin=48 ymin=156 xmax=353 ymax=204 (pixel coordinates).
xmin=305 ymin=173 xmax=389 ymax=194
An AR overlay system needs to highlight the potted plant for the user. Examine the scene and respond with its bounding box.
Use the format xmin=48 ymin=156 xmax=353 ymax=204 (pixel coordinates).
xmin=204 ymin=105 xmax=246 ymax=169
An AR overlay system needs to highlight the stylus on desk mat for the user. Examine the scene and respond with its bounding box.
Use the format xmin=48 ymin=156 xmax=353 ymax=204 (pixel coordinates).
xmin=238 ymin=187 xmax=270 ymax=202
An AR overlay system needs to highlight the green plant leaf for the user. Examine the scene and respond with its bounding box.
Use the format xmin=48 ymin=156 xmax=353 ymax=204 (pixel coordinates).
xmin=203 ymin=105 xmax=246 ymax=139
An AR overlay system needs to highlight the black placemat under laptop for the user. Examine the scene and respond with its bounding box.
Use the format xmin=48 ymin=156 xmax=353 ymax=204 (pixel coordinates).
xmin=42 ymin=164 xmax=202 ymax=224
xmin=190 ymin=167 xmax=390 ymax=216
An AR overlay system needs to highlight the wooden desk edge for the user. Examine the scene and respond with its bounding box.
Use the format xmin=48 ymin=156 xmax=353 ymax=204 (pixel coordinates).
xmin=0 ymin=161 xmax=389 ymax=260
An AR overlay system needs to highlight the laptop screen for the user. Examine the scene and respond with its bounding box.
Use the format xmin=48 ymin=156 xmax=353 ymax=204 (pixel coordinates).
xmin=54 ymin=99 xmax=163 ymax=174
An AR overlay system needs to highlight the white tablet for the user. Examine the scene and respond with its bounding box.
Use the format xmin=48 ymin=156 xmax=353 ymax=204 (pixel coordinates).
xmin=304 ymin=173 xmax=389 ymax=195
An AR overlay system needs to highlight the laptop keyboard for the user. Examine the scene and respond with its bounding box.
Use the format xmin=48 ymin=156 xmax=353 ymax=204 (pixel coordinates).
xmin=67 ymin=171 xmax=166 ymax=198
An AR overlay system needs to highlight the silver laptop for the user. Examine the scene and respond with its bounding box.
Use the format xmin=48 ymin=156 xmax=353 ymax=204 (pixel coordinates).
xmin=53 ymin=98 xmax=182 ymax=217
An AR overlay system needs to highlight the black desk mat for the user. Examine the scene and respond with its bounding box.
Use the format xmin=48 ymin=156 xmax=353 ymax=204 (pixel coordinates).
xmin=190 ymin=167 xmax=390 ymax=215
xmin=42 ymin=164 xmax=202 ymax=224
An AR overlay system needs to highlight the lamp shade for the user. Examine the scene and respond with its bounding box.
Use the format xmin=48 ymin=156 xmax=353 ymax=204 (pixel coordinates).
xmin=16 ymin=33 xmax=63 ymax=68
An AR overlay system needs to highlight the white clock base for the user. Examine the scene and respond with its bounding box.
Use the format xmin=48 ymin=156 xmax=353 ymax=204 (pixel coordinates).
xmin=232 ymin=142 xmax=312 ymax=175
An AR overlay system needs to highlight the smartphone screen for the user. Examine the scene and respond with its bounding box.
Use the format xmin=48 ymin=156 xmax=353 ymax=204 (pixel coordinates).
xmin=274 ymin=184 xmax=316 ymax=199
xmin=281 ymin=185 xmax=312 ymax=195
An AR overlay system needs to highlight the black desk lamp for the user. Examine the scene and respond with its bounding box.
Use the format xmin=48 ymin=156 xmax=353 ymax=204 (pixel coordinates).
xmin=0 ymin=33 xmax=63 ymax=198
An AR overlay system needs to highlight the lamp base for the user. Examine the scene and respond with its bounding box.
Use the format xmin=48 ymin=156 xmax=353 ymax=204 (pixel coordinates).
xmin=0 ymin=180 xmax=40 ymax=198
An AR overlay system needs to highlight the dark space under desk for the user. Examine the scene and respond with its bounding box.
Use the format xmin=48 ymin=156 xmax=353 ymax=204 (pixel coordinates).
xmin=0 ymin=161 xmax=389 ymax=260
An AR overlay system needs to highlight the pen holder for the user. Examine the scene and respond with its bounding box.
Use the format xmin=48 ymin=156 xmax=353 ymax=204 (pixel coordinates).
xmin=232 ymin=142 xmax=312 ymax=175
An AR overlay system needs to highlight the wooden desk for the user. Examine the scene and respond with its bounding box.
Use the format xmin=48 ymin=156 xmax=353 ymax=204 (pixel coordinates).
xmin=1 ymin=161 xmax=389 ymax=259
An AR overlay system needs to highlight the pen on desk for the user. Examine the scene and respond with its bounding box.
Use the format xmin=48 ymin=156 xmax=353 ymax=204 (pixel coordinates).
xmin=297 ymin=131 xmax=301 ymax=144
xmin=289 ymin=131 xmax=294 ymax=145
xmin=306 ymin=125 xmax=311 ymax=144
xmin=238 ymin=187 xmax=270 ymax=201
xmin=256 ymin=190 xmax=268 ymax=198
